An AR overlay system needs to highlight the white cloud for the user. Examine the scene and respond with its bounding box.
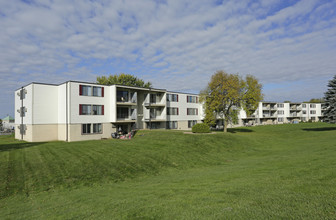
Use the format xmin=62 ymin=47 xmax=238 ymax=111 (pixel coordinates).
xmin=0 ymin=0 xmax=336 ymax=117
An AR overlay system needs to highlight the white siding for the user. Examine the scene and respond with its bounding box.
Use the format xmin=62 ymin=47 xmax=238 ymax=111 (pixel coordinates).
xmin=166 ymin=93 xmax=203 ymax=122
xmin=57 ymin=83 xmax=67 ymax=124
xmin=110 ymin=85 xmax=117 ymax=122
xmin=32 ymin=84 xmax=58 ymax=124
xmin=69 ymin=82 xmax=110 ymax=124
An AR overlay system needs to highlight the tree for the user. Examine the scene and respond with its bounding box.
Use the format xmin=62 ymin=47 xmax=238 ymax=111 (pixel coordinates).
xmin=97 ymin=73 xmax=152 ymax=88
xmin=304 ymin=98 xmax=324 ymax=103
xmin=323 ymin=75 xmax=336 ymax=123
xmin=201 ymin=70 xmax=263 ymax=132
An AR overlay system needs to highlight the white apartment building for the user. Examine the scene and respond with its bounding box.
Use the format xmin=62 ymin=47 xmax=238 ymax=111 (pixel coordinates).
xmin=14 ymin=81 xmax=324 ymax=142
xmin=14 ymin=81 xmax=203 ymax=142
xmin=240 ymin=101 xmax=324 ymax=126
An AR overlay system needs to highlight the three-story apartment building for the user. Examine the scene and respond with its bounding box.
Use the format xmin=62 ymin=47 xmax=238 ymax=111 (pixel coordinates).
xmin=15 ymin=81 xmax=203 ymax=142
xmin=240 ymin=101 xmax=323 ymax=126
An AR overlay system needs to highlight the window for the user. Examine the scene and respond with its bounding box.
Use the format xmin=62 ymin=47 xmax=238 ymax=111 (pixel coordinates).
xmin=167 ymin=107 xmax=179 ymax=115
xmin=278 ymin=118 xmax=284 ymax=122
xmin=302 ymin=104 xmax=306 ymax=108
xmin=187 ymin=108 xmax=198 ymax=115
xmin=310 ymin=110 xmax=316 ymax=114
xmin=187 ymin=95 xmax=198 ymax=103
xmin=117 ymin=90 xmax=129 ymax=102
xmin=80 ymin=104 xmax=92 ymax=115
xmin=117 ymin=107 xmax=130 ymax=119
xmin=93 ymin=86 xmax=102 ymax=97
xmin=79 ymin=85 xmax=104 ymax=97
xmin=82 ymin=85 xmax=92 ymax=96
xmin=277 ymin=110 xmax=284 ymax=115
xmin=93 ymin=123 xmax=102 ymax=133
xmin=166 ymin=121 xmax=178 ymax=129
xmin=150 ymin=108 xmax=157 ymax=118
xmin=302 ymin=110 xmax=307 ymax=114
xmin=92 ymin=105 xmax=103 ymax=115
xmin=277 ymin=104 xmax=284 ymax=108
xmin=82 ymin=123 xmax=102 ymax=134
xmin=150 ymin=94 xmax=157 ymax=103
xmin=79 ymin=105 xmax=104 ymax=115
xmin=82 ymin=124 xmax=91 ymax=134
xmin=167 ymin=94 xmax=178 ymax=102
xmin=188 ymin=120 xmax=197 ymax=128
xmin=310 ymin=104 xmax=316 ymax=108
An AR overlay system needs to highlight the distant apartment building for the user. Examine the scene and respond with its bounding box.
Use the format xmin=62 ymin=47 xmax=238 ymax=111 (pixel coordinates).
xmin=14 ymin=81 xmax=203 ymax=142
xmin=239 ymin=101 xmax=324 ymax=126
xmin=15 ymin=81 xmax=324 ymax=142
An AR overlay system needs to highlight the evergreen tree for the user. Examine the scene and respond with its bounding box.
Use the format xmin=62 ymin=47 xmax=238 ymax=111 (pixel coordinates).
xmin=323 ymin=75 xmax=336 ymax=123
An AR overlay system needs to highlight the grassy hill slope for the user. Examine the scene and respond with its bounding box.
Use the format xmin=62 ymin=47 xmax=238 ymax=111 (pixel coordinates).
xmin=1 ymin=123 xmax=336 ymax=219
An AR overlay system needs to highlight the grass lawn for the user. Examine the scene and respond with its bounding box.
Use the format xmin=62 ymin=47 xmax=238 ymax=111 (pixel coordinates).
xmin=0 ymin=122 xmax=336 ymax=219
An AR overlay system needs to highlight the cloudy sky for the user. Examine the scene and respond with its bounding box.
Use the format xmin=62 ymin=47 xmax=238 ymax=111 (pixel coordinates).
xmin=1 ymin=0 xmax=336 ymax=118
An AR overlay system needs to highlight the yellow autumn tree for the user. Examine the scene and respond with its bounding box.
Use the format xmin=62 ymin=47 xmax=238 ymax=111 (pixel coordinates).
xmin=201 ymin=70 xmax=263 ymax=132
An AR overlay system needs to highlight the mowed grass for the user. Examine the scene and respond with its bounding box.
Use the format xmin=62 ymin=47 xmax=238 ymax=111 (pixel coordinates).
xmin=0 ymin=123 xmax=336 ymax=219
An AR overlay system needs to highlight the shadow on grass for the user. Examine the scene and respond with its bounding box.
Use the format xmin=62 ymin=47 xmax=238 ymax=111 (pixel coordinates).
xmin=0 ymin=142 xmax=46 ymax=152
xmin=302 ymin=127 xmax=336 ymax=132
xmin=227 ymin=128 xmax=254 ymax=133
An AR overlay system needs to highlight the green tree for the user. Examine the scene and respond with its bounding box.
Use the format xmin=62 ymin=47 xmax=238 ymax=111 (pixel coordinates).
xmin=304 ymin=98 xmax=324 ymax=103
xmin=201 ymin=70 xmax=263 ymax=132
xmin=97 ymin=73 xmax=152 ymax=88
xmin=323 ymin=75 xmax=336 ymax=123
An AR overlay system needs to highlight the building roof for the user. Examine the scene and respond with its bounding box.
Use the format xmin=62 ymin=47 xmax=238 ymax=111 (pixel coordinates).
xmin=2 ymin=115 xmax=14 ymax=121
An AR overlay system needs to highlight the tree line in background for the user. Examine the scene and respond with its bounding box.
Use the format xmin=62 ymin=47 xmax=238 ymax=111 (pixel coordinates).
xmin=97 ymin=73 xmax=152 ymax=88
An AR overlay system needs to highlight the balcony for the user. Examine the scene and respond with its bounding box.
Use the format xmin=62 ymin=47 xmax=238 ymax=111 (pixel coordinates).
xmin=245 ymin=114 xmax=256 ymax=119
xmin=116 ymin=107 xmax=137 ymax=122
xmin=290 ymin=106 xmax=302 ymax=111
xmin=262 ymin=106 xmax=277 ymax=111
xmin=144 ymin=102 xmax=165 ymax=108
xmin=143 ymin=108 xmax=166 ymax=122
xmin=287 ymin=113 xmax=300 ymax=118
xmin=262 ymin=114 xmax=277 ymax=118
xmin=117 ymin=90 xmax=137 ymax=106
xmin=144 ymin=93 xmax=165 ymax=108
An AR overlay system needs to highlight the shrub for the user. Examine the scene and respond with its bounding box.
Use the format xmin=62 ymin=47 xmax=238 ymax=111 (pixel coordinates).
xmin=192 ymin=123 xmax=210 ymax=133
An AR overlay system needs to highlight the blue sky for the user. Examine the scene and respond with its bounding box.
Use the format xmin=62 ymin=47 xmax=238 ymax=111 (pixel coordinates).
xmin=1 ymin=0 xmax=336 ymax=118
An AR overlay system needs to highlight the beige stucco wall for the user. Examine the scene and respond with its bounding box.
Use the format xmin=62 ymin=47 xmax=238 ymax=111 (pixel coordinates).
xmin=68 ymin=123 xmax=115 ymax=142
xmin=15 ymin=123 xmax=115 ymax=142
xmin=58 ymin=124 xmax=67 ymax=141
xmin=15 ymin=124 xmax=58 ymax=142
xmin=173 ymin=120 xmax=203 ymax=130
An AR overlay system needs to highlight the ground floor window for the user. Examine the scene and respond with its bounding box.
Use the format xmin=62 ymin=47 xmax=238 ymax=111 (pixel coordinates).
xmin=82 ymin=123 xmax=102 ymax=134
xmin=166 ymin=121 xmax=178 ymax=129
xmin=93 ymin=123 xmax=102 ymax=133
xmin=188 ymin=120 xmax=197 ymax=128
xmin=82 ymin=124 xmax=91 ymax=134
xmin=278 ymin=117 xmax=284 ymax=122
xmin=146 ymin=122 xmax=162 ymax=129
